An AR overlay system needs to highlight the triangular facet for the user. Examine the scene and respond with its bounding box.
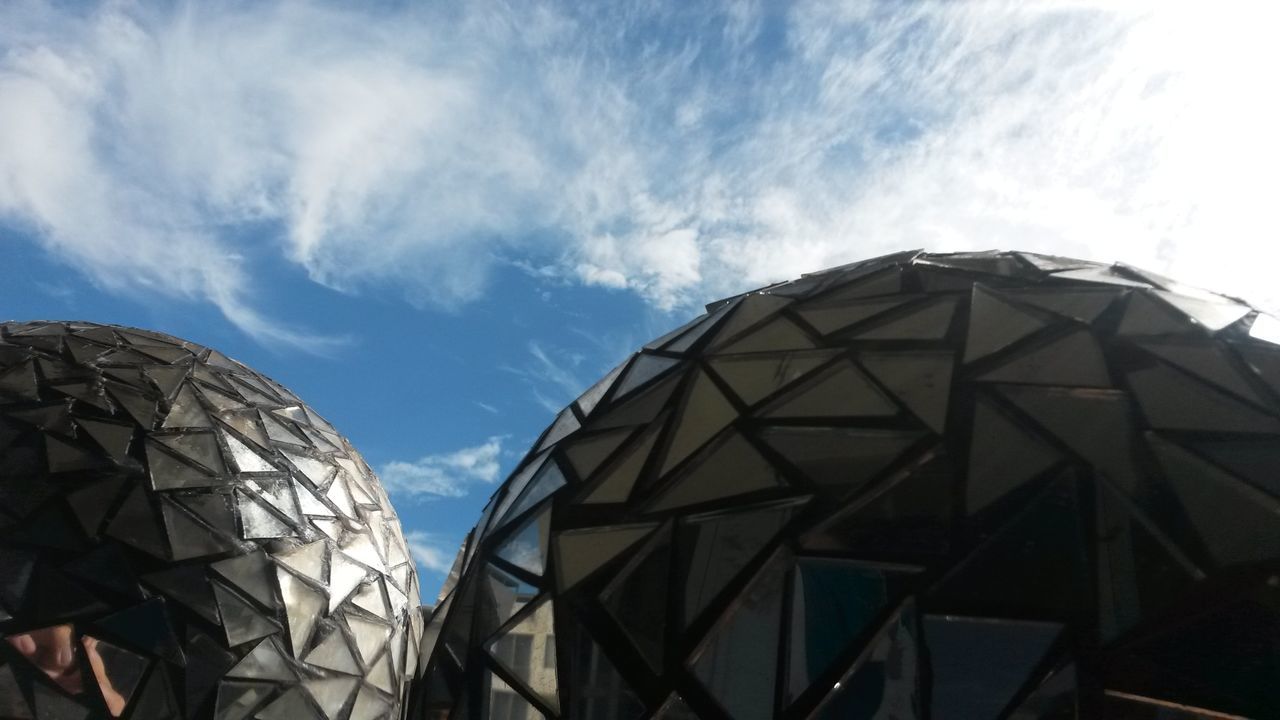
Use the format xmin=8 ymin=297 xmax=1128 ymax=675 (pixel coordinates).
xmin=965 ymin=286 xmax=1047 ymax=362
xmin=758 ymin=426 xmax=922 ymax=499
xmin=211 ymin=582 xmax=281 ymax=646
xmin=94 ymin=598 xmax=186 ymax=666
xmin=923 ymin=615 xmax=1061 ymax=720
xmin=580 ymin=420 xmax=663 ymax=504
xmin=998 ymin=385 xmax=1140 ymax=491
xmin=717 ymin=316 xmax=817 ymax=354
xmin=761 ymin=361 xmax=897 ymax=419
xmin=487 ymin=596 xmax=559 ymax=713
xmin=966 ymin=398 xmax=1062 ymax=516
xmin=708 ymin=350 xmax=838 ymax=407
xmin=649 ymin=432 xmax=784 ymax=511
xmin=554 ymin=523 xmax=657 ymax=590
xmin=795 ymin=297 xmax=909 ymax=336
xmin=602 ymin=524 xmax=672 ymax=673
xmin=1003 ymin=288 xmax=1120 ymax=323
xmin=860 ymin=352 xmax=954 ymax=431
xmin=979 ymin=329 xmax=1110 ymax=387
xmin=660 ymin=370 xmax=737 ymax=474
xmin=563 ymin=428 xmax=633 ymax=481
xmin=1128 ymin=363 xmax=1280 ymax=433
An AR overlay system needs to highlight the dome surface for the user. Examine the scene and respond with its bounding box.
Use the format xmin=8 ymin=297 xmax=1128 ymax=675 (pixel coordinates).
xmin=411 ymin=250 xmax=1280 ymax=720
xmin=0 ymin=322 xmax=419 ymax=719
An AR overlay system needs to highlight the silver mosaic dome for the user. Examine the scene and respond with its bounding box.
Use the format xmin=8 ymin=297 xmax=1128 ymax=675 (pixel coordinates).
xmin=0 ymin=322 xmax=420 ymax=720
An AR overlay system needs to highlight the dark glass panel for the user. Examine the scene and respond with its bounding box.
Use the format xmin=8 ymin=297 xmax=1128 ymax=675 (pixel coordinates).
xmin=1191 ymin=437 xmax=1280 ymax=498
xmin=554 ymin=523 xmax=657 ymax=590
xmin=796 ymin=297 xmax=909 ymax=336
xmin=850 ymin=297 xmax=958 ymax=341
xmin=659 ymin=370 xmax=736 ymax=475
xmin=494 ymin=505 xmax=552 ymax=576
xmin=716 ymin=316 xmax=817 ymax=354
xmin=965 ymin=285 xmax=1048 ymax=362
xmin=648 ymin=432 xmax=783 ymax=512
xmin=707 ymin=350 xmax=838 ymax=407
xmin=564 ymin=619 xmax=645 ymax=720
xmin=612 ymin=354 xmax=682 ymax=400
xmin=486 ymin=596 xmax=559 ymax=713
xmin=923 ymin=615 xmax=1061 ymax=720
xmin=563 ymin=428 xmax=634 ymax=481
xmin=1129 ymin=363 xmax=1280 ymax=433
xmin=860 ymin=351 xmax=954 ymax=431
xmin=966 ymin=398 xmax=1062 ymax=516
xmin=1116 ymin=292 xmax=1189 ymax=336
xmin=706 ymin=294 xmax=792 ymax=351
xmin=579 ymin=420 xmax=663 ymax=505
xmin=760 ymin=360 xmax=897 ymax=419
xmin=758 ymin=426 xmax=923 ymax=500
xmin=1153 ymin=290 xmax=1250 ymax=331
xmin=690 ymin=552 xmax=788 ymax=720
xmin=92 ymin=598 xmax=187 ymax=666
xmin=1002 ymin=287 xmax=1121 ymax=322
xmin=812 ymin=604 xmax=921 ymax=720
xmin=978 ymin=329 xmax=1111 ymax=387
xmin=211 ymin=581 xmax=281 ymax=647
xmin=1138 ymin=340 xmax=1260 ymax=403
xmin=602 ymin=524 xmax=672 ymax=673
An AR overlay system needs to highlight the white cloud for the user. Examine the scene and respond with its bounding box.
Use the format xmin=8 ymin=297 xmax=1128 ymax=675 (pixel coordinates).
xmin=379 ymin=437 xmax=503 ymax=498
xmin=3 ymin=0 xmax=1279 ymax=335
xmin=402 ymin=530 xmax=459 ymax=575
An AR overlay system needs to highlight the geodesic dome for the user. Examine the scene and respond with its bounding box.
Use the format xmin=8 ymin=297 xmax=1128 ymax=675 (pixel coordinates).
xmin=410 ymin=250 xmax=1280 ymax=720
xmin=0 ymin=322 xmax=419 ymax=720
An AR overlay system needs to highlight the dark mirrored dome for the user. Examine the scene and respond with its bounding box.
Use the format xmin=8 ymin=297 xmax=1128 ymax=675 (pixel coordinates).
xmin=411 ymin=250 xmax=1280 ymax=720
xmin=0 ymin=322 xmax=419 ymax=719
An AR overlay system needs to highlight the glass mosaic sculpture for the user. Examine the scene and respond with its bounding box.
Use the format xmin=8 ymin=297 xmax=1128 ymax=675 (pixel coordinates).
xmin=410 ymin=250 xmax=1280 ymax=720
xmin=0 ymin=322 xmax=420 ymax=719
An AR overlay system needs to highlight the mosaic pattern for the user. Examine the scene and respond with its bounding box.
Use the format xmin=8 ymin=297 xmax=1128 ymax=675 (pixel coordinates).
xmin=410 ymin=250 xmax=1280 ymax=720
xmin=0 ymin=322 xmax=420 ymax=719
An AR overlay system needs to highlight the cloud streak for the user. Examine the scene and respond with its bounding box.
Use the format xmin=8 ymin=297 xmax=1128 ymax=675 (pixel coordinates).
xmin=379 ymin=437 xmax=503 ymax=498
xmin=2 ymin=0 xmax=1278 ymax=338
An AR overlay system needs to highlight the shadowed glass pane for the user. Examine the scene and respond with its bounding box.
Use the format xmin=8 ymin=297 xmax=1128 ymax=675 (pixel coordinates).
xmin=978 ymin=330 xmax=1110 ymax=387
xmin=965 ymin=286 xmax=1047 ymax=362
xmin=924 ymin=615 xmax=1061 ymax=720
xmin=813 ymin=605 xmax=921 ymax=720
xmin=761 ymin=361 xmax=897 ymax=419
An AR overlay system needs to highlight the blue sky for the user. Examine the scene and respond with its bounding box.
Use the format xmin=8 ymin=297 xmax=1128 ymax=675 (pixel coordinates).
xmin=2 ymin=1 xmax=1279 ymax=599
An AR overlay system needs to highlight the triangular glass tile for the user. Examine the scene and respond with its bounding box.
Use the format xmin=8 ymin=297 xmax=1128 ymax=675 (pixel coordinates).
xmin=212 ymin=582 xmax=281 ymax=646
xmin=680 ymin=500 xmax=802 ymax=627
xmin=612 ymin=354 xmax=682 ymax=400
xmin=274 ymin=540 xmax=328 ymax=583
xmin=574 ymin=362 xmax=625 ymax=418
xmin=708 ymin=350 xmax=838 ymax=407
xmin=554 ymin=523 xmax=657 ymax=590
xmin=1139 ymin=341 xmax=1261 ymax=404
xmin=716 ymin=316 xmax=817 ymax=354
xmin=965 ymin=286 xmax=1047 ymax=362
xmin=1250 ymin=314 xmax=1280 ymax=346
xmin=1149 ymin=435 xmax=1280 ymax=566
xmin=924 ymin=615 xmax=1061 ymax=720
xmin=29 ymin=565 xmax=108 ymax=621
xmin=348 ymin=685 xmax=390 ymax=720
xmin=142 ymin=564 xmax=220 ymax=624
xmin=649 ymin=432 xmax=784 ymax=511
xmin=0 ymin=548 xmax=34 ymax=611
xmin=75 ymin=419 xmax=133 ymax=460
xmin=660 ymin=370 xmax=737 ymax=475
xmin=302 ymin=678 xmax=359 ymax=720
xmin=105 ymin=483 xmax=169 ymax=559
xmin=10 ymin=501 xmax=85 ymax=552
xmin=146 ymin=439 xmax=221 ymax=491
xmin=155 ymin=431 xmax=227 ymax=474
xmin=197 ymin=384 xmax=249 ymax=413
xmin=260 ymin=411 xmax=305 ymax=445
xmin=708 ymin=294 xmax=793 ymax=350
xmin=107 ymin=386 xmax=157 ymax=429
xmin=502 ymin=460 xmax=567 ymax=529
xmin=645 ymin=315 xmax=706 ymax=351
xmin=813 ymin=608 xmax=922 ymax=719
xmin=998 ymin=385 xmax=1141 ymax=492
xmin=94 ymin=598 xmax=186 ymax=666
xmin=0 ymin=360 xmax=39 ymax=401
xmin=31 ymin=684 xmax=89 ymax=720
xmin=483 ymin=564 xmax=538 ymax=632
xmin=235 ymin=490 xmax=293 ymax=538
xmin=759 ymin=360 xmax=897 ymax=419
xmin=340 ymin=529 xmax=385 ymax=573
xmin=487 ymin=596 xmax=559 ymax=713
xmin=666 ymin=302 xmax=733 ymax=354
xmin=758 ymin=426 xmax=922 ymax=499
xmin=303 ymin=626 xmax=361 ymax=675
xmin=966 ymin=398 xmax=1062 ymax=516
xmin=851 ymin=297 xmax=958 ymax=340
xmin=484 ymin=671 xmax=543 ymax=720
xmin=580 ymin=420 xmax=663 ymax=505
xmin=1016 ymin=252 xmax=1095 ymax=273
xmin=161 ymin=384 xmax=212 ymax=429
xmin=214 ymin=680 xmax=272 ymax=720
xmin=1051 ymin=266 xmax=1151 ymax=288
xmin=255 ymin=687 xmax=320 ymax=720
xmin=602 ymin=524 xmax=671 ymax=673
xmin=1128 ymin=363 xmax=1280 ymax=433
xmin=1117 ymin=292 xmax=1189 ymax=336
xmin=55 ymin=381 xmax=114 ymax=411
xmin=63 ymin=544 xmax=141 ymax=599
xmin=691 ymin=552 xmax=787 ymax=720
xmin=1007 ymin=664 xmax=1077 ymax=720
xmin=181 ymin=627 xmax=239 ymax=706
xmin=329 ymin=552 xmax=367 ymax=612
xmin=352 ymin=578 xmax=389 ymax=619
xmin=1154 ymin=290 xmax=1250 ymax=331
xmin=796 ymin=297 xmax=910 ymax=336
xmin=160 ymin=496 xmax=236 ymax=560
xmin=276 ymin=567 xmax=325 ymax=655
xmin=219 ymin=430 xmax=275 ymax=473
xmin=811 ymin=266 xmax=904 ymax=302
xmin=211 ymin=552 xmax=277 ymax=609
xmin=495 ymin=504 xmax=551 ymax=576
xmin=143 ymin=364 xmax=189 ymax=399
xmin=860 ymin=351 xmax=954 ymax=431
xmin=324 ymin=474 xmax=357 ymax=519
xmin=1003 ymin=287 xmax=1120 ymax=323
xmin=1094 ymin=478 xmax=1200 ymax=643
xmin=491 ymin=451 xmax=553 ymax=529
xmin=225 ymin=637 xmax=297 ymax=683
xmin=346 ymin=615 xmax=390 ymax=665
xmin=564 ymin=428 xmax=634 ymax=481
xmin=978 ymin=329 xmax=1110 ymax=387
xmin=1191 ymin=438 xmax=1280 ymax=498
xmin=587 ymin=371 xmax=682 ymax=430
xmin=44 ymin=434 xmax=102 ymax=472
xmin=932 ymin=474 xmax=1090 ymax=621
xmin=564 ymin=618 xmax=646 ymax=720
xmin=537 ymin=406 xmax=582 ymax=453
xmin=785 ymin=559 xmax=916 ymax=705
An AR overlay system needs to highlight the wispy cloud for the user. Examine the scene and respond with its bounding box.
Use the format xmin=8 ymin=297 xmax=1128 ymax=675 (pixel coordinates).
xmin=379 ymin=437 xmax=503 ymax=498
xmin=403 ymin=530 xmax=460 ymax=576
xmin=3 ymin=0 xmax=1278 ymax=336
xmin=500 ymin=341 xmax=589 ymax=413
